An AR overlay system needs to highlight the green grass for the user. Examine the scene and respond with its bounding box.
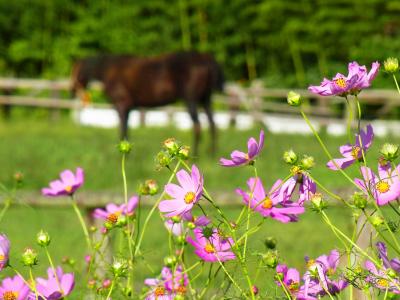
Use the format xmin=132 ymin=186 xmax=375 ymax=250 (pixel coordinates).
xmin=0 ymin=117 xmax=393 ymax=195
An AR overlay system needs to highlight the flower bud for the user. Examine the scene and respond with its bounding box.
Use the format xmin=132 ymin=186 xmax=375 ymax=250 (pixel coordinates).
xmin=263 ymin=252 xmax=278 ymax=269
xmin=384 ymin=57 xmax=399 ymax=74
xmin=14 ymin=171 xmax=24 ymax=183
xmin=89 ymin=226 xmax=97 ymax=233
xmin=352 ymin=192 xmax=367 ymax=209
xmin=87 ymin=279 xmax=96 ymax=289
xmin=22 ymin=248 xmax=38 ymax=266
xmin=311 ymin=193 xmax=326 ymax=212
xmin=290 ymin=165 xmax=302 ymax=176
xmin=111 ymin=258 xmax=128 ymax=278
xmin=380 ymin=143 xmax=399 ymax=161
xmin=156 ymin=151 xmax=172 ymax=168
xmin=102 ymin=279 xmax=112 ymax=289
xmin=287 ymin=91 xmax=301 ymax=106
xmin=171 ymin=216 xmax=182 ymax=223
xmin=252 ymin=285 xmax=259 ymax=295
xmin=116 ymin=215 xmax=128 ymax=227
xmin=118 ymin=140 xmax=133 ymax=154
xmin=164 ymin=255 xmax=177 ymax=267
xmin=283 ymin=150 xmax=298 ymax=165
xmin=187 ymin=222 xmax=196 ymax=229
xmin=163 ymin=138 xmax=179 ymax=154
xmin=264 ymin=237 xmax=277 ymax=250
xmin=104 ymin=221 xmax=114 ymax=230
xmin=176 ymin=235 xmax=187 ymax=246
xmin=178 ymin=146 xmax=190 ymax=160
xmin=139 ymin=179 xmax=159 ymax=195
xmin=36 ymin=230 xmax=51 ymax=247
xmin=300 ymin=155 xmax=315 ymax=170
xmin=202 ymin=227 xmax=214 ymax=239
xmin=371 ymin=215 xmax=384 ymax=227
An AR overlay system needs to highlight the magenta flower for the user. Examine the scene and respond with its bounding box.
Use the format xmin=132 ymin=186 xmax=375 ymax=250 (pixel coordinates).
xmin=186 ymin=228 xmax=235 ymax=262
xmin=327 ymin=125 xmax=374 ymax=170
xmin=236 ymin=178 xmax=304 ymax=223
xmin=42 ymin=168 xmax=84 ymax=197
xmin=376 ymin=242 xmax=400 ymax=273
xmin=0 ymin=234 xmax=10 ymax=271
xmin=280 ymin=173 xmax=316 ymax=205
xmin=35 ymin=266 xmax=75 ymax=300
xmin=354 ymin=164 xmax=400 ymax=206
xmin=220 ymin=130 xmax=264 ymax=167
xmin=276 ymin=264 xmax=301 ymax=295
xmin=92 ymin=195 xmax=139 ymax=223
xmin=309 ymin=61 xmax=380 ymax=97
xmin=164 ymin=219 xmax=185 ymax=236
xmin=144 ymin=265 xmax=188 ymax=299
xmin=0 ymin=275 xmax=30 ymax=300
xmin=159 ymin=165 xmax=203 ymax=217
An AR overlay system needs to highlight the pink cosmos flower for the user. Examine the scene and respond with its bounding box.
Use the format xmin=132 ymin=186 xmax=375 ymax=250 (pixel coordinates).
xmin=236 ymin=178 xmax=304 ymax=223
xmin=276 ymin=264 xmax=301 ymax=295
xmin=144 ymin=266 xmax=188 ymax=299
xmin=365 ymin=242 xmax=400 ymax=293
xmin=186 ymin=228 xmax=235 ymax=262
xmin=159 ymin=165 xmax=203 ymax=217
xmin=42 ymin=168 xmax=84 ymax=197
xmin=0 ymin=234 xmax=10 ymax=271
xmin=327 ymin=124 xmax=374 ymax=170
xmin=309 ymin=61 xmax=380 ymax=97
xmin=92 ymin=196 xmax=139 ymax=223
xmin=220 ymin=130 xmax=264 ymax=167
xmin=0 ymin=275 xmax=30 ymax=300
xmin=280 ymin=173 xmax=317 ymax=205
xmin=35 ymin=266 xmax=75 ymax=300
xmin=354 ymin=164 xmax=400 ymax=206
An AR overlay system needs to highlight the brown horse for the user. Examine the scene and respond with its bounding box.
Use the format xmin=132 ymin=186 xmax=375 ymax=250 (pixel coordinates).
xmin=72 ymin=51 xmax=224 ymax=155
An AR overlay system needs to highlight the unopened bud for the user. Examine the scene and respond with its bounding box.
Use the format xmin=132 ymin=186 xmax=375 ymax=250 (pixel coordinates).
xmin=371 ymin=216 xmax=384 ymax=227
xmin=178 ymin=146 xmax=190 ymax=160
xmin=287 ymin=91 xmax=301 ymax=106
xmin=14 ymin=171 xmax=23 ymax=183
xmin=22 ymin=248 xmax=38 ymax=266
xmin=187 ymin=222 xmax=196 ymax=229
xmin=102 ymin=279 xmax=112 ymax=289
xmin=380 ymin=143 xmax=399 ymax=161
xmin=263 ymin=252 xmax=278 ymax=269
xmin=300 ymin=155 xmax=315 ymax=170
xmin=176 ymin=235 xmax=187 ymax=245
xmin=111 ymin=258 xmax=128 ymax=278
xmin=264 ymin=237 xmax=277 ymax=250
xmin=36 ymin=230 xmax=51 ymax=247
xmin=171 ymin=216 xmax=181 ymax=223
xmin=163 ymin=138 xmax=179 ymax=154
xmin=118 ymin=140 xmax=133 ymax=154
xmin=116 ymin=215 xmax=128 ymax=227
xmin=352 ymin=192 xmax=367 ymax=209
xmin=252 ymin=285 xmax=259 ymax=295
xmin=384 ymin=57 xmax=399 ymax=74
xmin=164 ymin=255 xmax=177 ymax=267
xmin=283 ymin=150 xmax=298 ymax=165
xmin=156 ymin=151 xmax=172 ymax=168
xmin=311 ymin=193 xmax=326 ymax=212
xmin=87 ymin=279 xmax=96 ymax=289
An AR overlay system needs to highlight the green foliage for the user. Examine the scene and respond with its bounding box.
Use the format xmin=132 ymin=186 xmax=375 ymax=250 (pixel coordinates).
xmin=0 ymin=0 xmax=399 ymax=86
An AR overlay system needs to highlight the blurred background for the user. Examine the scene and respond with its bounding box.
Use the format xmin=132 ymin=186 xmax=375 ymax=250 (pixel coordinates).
xmin=1 ymin=1 xmax=400 ymax=298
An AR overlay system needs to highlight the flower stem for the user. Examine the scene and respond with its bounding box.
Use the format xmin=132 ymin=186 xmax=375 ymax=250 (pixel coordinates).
xmin=70 ymin=196 xmax=92 ymax=249
xmin=29 ymin=267 xmax=39 ymax=300
xmin=393 ymin=74 xmax=400 ymax=95
xmin=216 ymin=259 xmax=246 ymax=298
xmin=276 ymin=276 xmax=292 ymax=300
xmin=44 ymin=246 xmax=62 ymax=292
xmin=106 ymin=279 xmax=115 ymax=299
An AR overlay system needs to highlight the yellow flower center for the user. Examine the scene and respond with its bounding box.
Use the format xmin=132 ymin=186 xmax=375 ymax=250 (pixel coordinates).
xmin=184 ymin=192 xmax=196 ymax=204
xmin=288 ymin=282 xmax=299 ymax=292
xmin=65 ymin=185 xmax=73 ymax=193
xmin=290 ymin=166 xmax=302 ymax=176
xmin=176 ymin=285 xmax=187 ymax=294
xmin=335 ymin=77 xmax=347 ymax=88
xmin=107 ymin=212 xmax=121 ymax=224
xmin=351 ymin=146 xmax=361 ymax=159
xmin=376 ymin=181 xmax=390 ymax=193
xmin=262 ymin=197 xmax=273 ymax=209
xmin=377 ymin=278 xmax=389 ymax=288
xmin=327 ymin=268 xmax=335 ymax=276
xmin=0 ymin=254 xmax=6 ymax=268
xmin=204 ymin=243 xmax=215 ymax=253
xmin=306 ymin=259 xmax=316 ymax=269
xmin=154 ymin=286 xmax=165 ymax=296
xmin=3 ymin=291 xmax=18 ymax=300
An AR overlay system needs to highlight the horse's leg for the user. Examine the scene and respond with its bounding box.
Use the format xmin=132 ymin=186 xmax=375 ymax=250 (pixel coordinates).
xmin=116 ymin=106 xmax=130 ymax=140
xmin=202 ymin=97 xmax=217 ymax=155
xmin=187 ymin=100 xmax=201 ymax=157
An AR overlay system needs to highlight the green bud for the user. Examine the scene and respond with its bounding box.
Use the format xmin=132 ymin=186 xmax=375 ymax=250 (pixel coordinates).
xmin=283 ymin=150 xmax=298 ymax=165
xmin=139 ymin=179 xmax=159 ymax=195
xmin=264 ymin=237 xmax=277 ymax=250
xmin=36 ymin=230 xmax=51 ymax=247
xmin=116 ymin=215 xmax=128 ymax=227
xmin=176 ymin=235 xmax=187 ymax=245
xmin=380 ymin=143 xmax=399 ymax=161
xmin=371 ymin=215 xmax=384 ymax=227
xmin=178 ymin=146 xmax=190 ymax=160
xmin=156 ymin=151 xmax=172 ymax=168
xmin=164 ymin=255 xmax=177 ymax=267
xmin=311 ymin=193 xmax=327 ymax=212
xmin=274 ymin=272 xmax=284 ymax=281
xmin=89 ymin=226 xmax=97 ymax=233
xmin=263 ymin=251 xmax=278 ymax=269
xmin=14 ymin=171 xmax=24 ymax=183
xmin=352 ymin=192 xmax=367 ymax=209
xmin=111 ymin=258 xmax=128 ymax=278
xmin=287 ymin=91 xmax=301 ymax=106
xmin=118 ymin=140 xmax=133 ymax=154
xmin=22 ymin=248 xmax=38 ymax=266
xmin=171 ymin=216 xmax=182 ymax=223
xmin=300 ymin=155 xmax=315 ymax=170
xmin=187 ymin=222 xmax=196 ymax=229
xmin=104 ymin=221 xmax=114 ymax=230
xmin=163 ymin=138 xmax=180 ymax=154
xmin=384 ymin=57 xmax=399 ymax=74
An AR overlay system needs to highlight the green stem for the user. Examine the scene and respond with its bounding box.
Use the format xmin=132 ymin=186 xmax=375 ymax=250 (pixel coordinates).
xmin=106 ymin=279 xmax=116 ymax=299
xmin=30 ymin=267 xmax=39 ymax=300
xmin=44 ymin=247 xmax=62 ymax=291
xmin=216 ymin=259 xmax=246 ymax=297
xmin=70 ymin=196 xmax=92 ymax=249
xmin=277 ymin=275 xmax=292 ymax=300
xmin=393 ymin=74 xmax=400 ymax=95
xmin=345 ymin=97 xmax=353 ymax=142
xmin=300 ymin=110 xmax=361 ymax=189
xmin=0 ymin=201 xmax=10 ymax=223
